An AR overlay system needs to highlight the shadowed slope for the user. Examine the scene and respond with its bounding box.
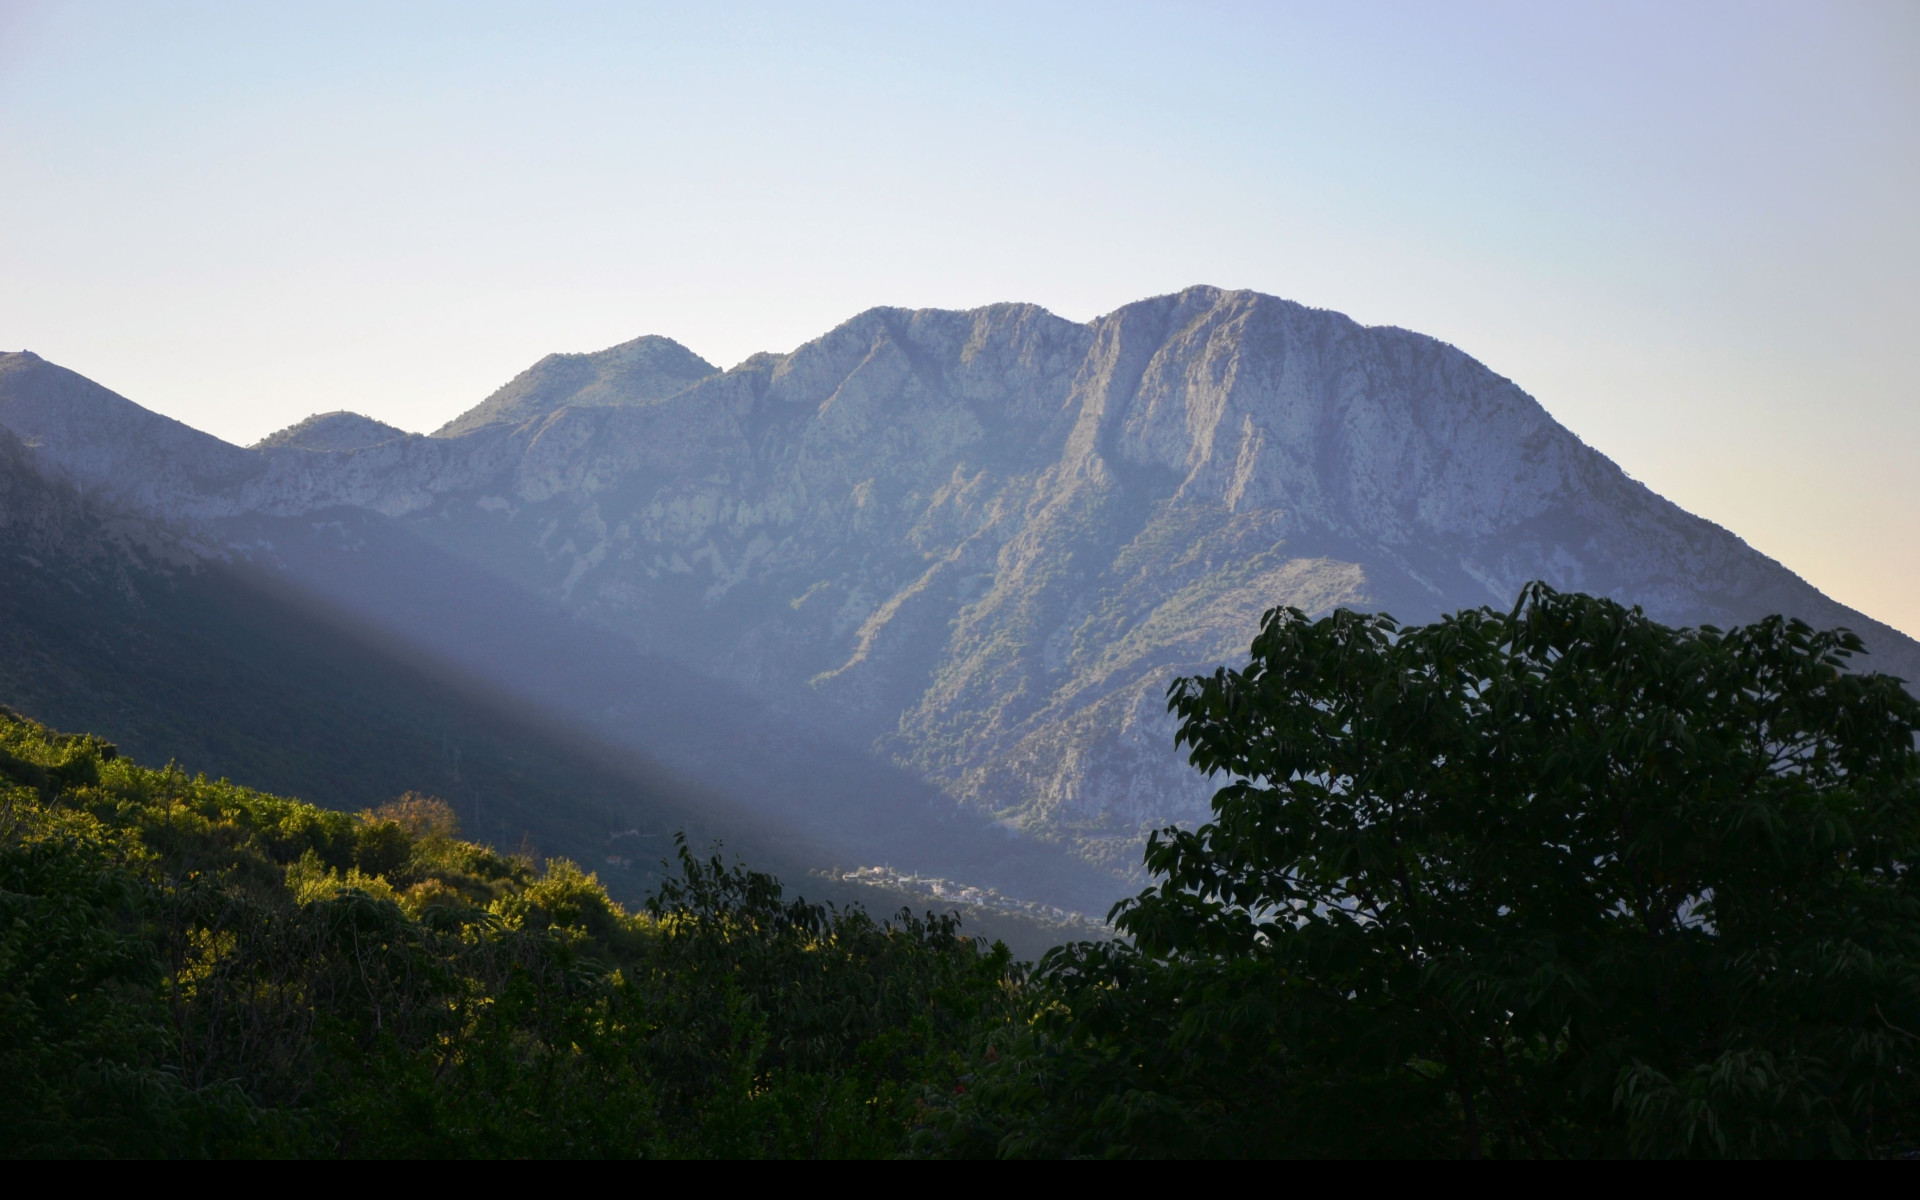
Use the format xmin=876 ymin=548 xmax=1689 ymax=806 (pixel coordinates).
xmin=0 ymin=430 xmax=1114 ymax=947
xmin=0 ymin=351 xmax=262 ymax=514
xmin=0 ymin=428 xmax=736 ymax=897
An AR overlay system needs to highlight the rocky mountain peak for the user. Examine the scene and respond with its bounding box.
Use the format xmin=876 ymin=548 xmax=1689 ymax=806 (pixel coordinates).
xmin=434 ymin=334 xmax=719 ymax=438
xmin=255 ymin=411 xmax=412 ymax=453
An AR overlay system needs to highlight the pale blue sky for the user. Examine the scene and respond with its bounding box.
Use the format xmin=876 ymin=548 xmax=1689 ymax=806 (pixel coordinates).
xmin=2 ymin=1 xmax=1916 ymax=635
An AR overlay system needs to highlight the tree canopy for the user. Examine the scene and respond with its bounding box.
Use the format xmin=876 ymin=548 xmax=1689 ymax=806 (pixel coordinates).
xmin=919 ymin=584 xmax=1920 ymax=1158
xmin=8 ymin=583 xmax=1918 ymax=1157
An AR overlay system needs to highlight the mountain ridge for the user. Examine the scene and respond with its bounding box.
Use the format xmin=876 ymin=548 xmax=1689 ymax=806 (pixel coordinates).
xmin=256 ymin=411 xmax=412 ymax=452
xmin=433 ymin=333 xmax=719 ymax=438
xmin=5 ymin=285 xmax=1913 ymax=877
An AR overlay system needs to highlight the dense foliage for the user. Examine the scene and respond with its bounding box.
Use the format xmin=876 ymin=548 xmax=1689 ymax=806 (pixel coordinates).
xmin=0 ymin=709 xmax=1013 ymax=1158
xmin=915 ymin=585 xmax=1920 ymax=1158
xmin=8 ymin=583 xmax=1919 ymax=1158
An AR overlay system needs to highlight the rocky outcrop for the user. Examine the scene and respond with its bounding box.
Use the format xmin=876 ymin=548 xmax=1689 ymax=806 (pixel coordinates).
xmin=5 ymin=288 xmax=1914 ymax=877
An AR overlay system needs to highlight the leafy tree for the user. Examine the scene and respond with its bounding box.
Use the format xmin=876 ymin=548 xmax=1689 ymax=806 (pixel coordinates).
xmin=920 ymin=584 xmax=1920 ymax=1158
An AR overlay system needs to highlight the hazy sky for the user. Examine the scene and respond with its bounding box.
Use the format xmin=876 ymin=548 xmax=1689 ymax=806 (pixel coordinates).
xmin=2 ymin=1 xmax=1916 ymax=636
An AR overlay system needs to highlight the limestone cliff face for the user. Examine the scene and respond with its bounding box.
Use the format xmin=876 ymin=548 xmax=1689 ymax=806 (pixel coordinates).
xmin=5 ymin=288 xmax=1914 ymax=875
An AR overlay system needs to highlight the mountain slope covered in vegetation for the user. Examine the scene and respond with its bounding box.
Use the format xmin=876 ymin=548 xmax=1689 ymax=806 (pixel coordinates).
xmin=9 ymin=585 xmax=1916 ymax=1159
xmin=0 ymin=706 xmax=1011 ymax=1157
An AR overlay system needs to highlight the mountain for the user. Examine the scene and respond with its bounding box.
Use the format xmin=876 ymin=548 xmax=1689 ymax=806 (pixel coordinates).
xmin=0 ymin=424 xmax=1105 ymax=949
xmin=0 ymin=349 xmax=261 ymax=518
xmin=433 ymin=334 xmax=720 ymax=438
xmin=0 ymin=423 xmax=723 ymax=891
xmin=256 ymin=411 xmax=411 ymax=452
xmin=4 ymin=286 xmax=1915 ymax=884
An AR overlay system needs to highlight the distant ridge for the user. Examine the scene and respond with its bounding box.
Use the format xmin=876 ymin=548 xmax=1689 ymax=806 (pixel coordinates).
xmin=256 ymin=411 xmax=411 ymax=453
xmin=0 ymin=350 xmax=258 ymax=512
xmin=434 ymin=334 xmax=718 ymax=437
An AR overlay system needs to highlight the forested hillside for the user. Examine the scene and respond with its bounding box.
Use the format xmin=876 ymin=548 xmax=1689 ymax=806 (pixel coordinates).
xmin=6 ymin=586 xmax=1917 ymax=1158
xmin=0 ymin=707 xmax=1013 ymax=1156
